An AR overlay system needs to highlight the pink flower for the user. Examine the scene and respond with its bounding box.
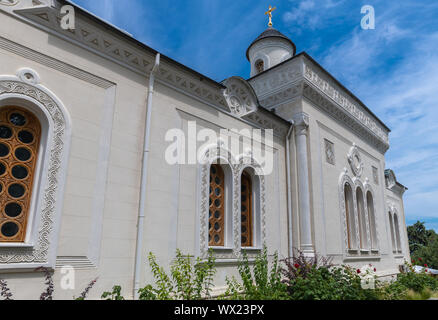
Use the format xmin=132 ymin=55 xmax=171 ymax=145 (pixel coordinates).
xmin=425 ymin=264 xmax=428 ymax=268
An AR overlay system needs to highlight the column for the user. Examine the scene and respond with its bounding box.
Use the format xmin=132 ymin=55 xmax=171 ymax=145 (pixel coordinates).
xmin=292 ymin=112 xmax=315 ymax=258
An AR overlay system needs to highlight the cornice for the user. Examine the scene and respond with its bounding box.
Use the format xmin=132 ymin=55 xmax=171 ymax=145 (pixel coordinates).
xmin=302 ymin=62 xmax=389 ymax=145
xmin=249 ymin=55 xmax=390 ymax=154
xmin=2 ymin=2 xmax=229 ymax=111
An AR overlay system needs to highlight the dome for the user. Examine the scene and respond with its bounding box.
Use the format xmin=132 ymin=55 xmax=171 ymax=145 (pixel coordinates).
xmin=246 ymin=27 xmax=296 ymax=77
xmin=246 ymin=27 xmax=296 ymax=60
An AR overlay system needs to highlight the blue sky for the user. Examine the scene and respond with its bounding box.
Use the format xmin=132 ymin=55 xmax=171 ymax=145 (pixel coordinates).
xmin=71 ymin=0 xmax=438 ymax=231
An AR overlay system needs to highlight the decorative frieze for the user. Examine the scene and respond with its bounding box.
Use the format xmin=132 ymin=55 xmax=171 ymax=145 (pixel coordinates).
xmin=303 ymin=63 xmax=389 ymax=145
xmin=11 ymin=4 xmax=229 ymax=111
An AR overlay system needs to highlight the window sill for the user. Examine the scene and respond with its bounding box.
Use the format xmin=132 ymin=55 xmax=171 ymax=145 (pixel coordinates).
xmin=241 ymin=247 xmax=263 ymax=252
xmin=0 ymin=242 xmax=34 ymax=248
xmin=208 ymin=246 xmax=233 ymax=251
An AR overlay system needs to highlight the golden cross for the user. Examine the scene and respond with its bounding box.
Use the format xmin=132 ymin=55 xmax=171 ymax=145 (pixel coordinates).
xmin=265 ymin=5 xmax=277 ymax=27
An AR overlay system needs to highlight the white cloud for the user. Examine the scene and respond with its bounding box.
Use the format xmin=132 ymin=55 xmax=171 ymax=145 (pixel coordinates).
xmin=282 ymin=0 xmax=345 ymax=31
xmin=317 ymin=10 xmax=438 ymax=226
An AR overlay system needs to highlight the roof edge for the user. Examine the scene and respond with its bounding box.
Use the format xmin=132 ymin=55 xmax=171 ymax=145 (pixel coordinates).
xmin=62 ymin=0 xmax=225 ymax=89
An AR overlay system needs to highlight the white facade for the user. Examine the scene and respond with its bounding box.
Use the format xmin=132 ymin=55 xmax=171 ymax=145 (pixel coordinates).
xmin=0 ymin=0 xmax=409 ymax=299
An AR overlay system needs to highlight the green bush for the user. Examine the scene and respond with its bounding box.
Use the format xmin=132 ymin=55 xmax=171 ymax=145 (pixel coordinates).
xmin=138 ymin=249 xmax=216 ymax=300
xmin=220 ymin=246 xmax=288 ymax=300
xmin=284 ymin=265 xmax=379 ymax=300
xmin=101 ymin=285 xmax=125 ymax=300
xmin=376 ymin=261 xmax=438 ymax=300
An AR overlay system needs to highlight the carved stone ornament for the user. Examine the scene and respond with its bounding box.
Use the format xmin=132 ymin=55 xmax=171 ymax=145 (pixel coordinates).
xmin=0 ymin=0 xmax=19 ymax=6
xmin=347 ymin=143 xmax=363 ymax=177
xmin=385 ymin=170 xmax=397 ymax=189
xmin=222 ymin=77 xmax=258 ymax=117
xmin=324 ymin=139 xmax=335 ymax=165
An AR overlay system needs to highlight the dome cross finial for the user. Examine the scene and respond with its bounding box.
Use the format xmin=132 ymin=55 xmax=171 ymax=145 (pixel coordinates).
xmin=265 ymin=5 xmax=277 ymax=27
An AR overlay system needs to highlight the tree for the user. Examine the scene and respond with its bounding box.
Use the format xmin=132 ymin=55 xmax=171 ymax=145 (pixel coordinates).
xmin=407 ymin=221 xmax=429 ymax=253
xmin=408 ymin=221 xmax=438 ymax=269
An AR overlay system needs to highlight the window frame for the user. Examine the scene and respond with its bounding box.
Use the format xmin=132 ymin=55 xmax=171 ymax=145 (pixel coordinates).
xmin=198 ymin=145 xmax=266 ymax=260
xmin=0 ymin=71 xmax=72 ymax=270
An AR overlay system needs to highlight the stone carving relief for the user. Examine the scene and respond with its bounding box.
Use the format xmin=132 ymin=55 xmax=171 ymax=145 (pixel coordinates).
xmin=347 ymin=144 xmax=363 ymax=177
xmin=222 ymin=77 xmax=258 ymax=117
xmin=324 ymin=139 xmax=335 ymax=165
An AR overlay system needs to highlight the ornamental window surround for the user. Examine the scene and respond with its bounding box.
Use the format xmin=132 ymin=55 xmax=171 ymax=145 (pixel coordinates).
xmin=388 ymin=207 xmax=402 ymax=254
xmin=201 ymin=144 xmax=265 ymax=259
xmin=340 ymin=173 xmax=379 ymax=255
xmin=0 ymin=68 xmax=72 ymax=270
xmin=207 ymin=162 xmax=262 ymax=250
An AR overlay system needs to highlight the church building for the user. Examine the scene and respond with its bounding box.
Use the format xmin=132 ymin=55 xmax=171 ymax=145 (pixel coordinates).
xmin=0 ymin=0 xmax=409 ymax=299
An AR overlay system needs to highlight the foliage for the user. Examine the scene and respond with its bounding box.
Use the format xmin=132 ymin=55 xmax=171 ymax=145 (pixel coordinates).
xmin=138 ymin=249 xmax=216 ymax=300
xmin=407 ymin=221 xmax=430 ymax=252
xmin=36 ymin=267 xmax=54 ymax=300
xmin=280 ymin=249 xmax=383 ymax=300
xmin=376 ymin=261 xmax=438 ymax=300
xmin=408 ymin=221 xmax=438 ymax=269
xmin=0 ymin=279 xmax=13 ymax=300
xmin=283 ymin=264 xmax=379 ymax=300
xmin=101 ymin=285 xmax=125 ymax=300
xmin=281 ymin=249 xmax=332 ymax=281
xmin=75 ymin=278 xmax=98 ymax=300
xmin=220 ymin=246 xmax=288 ymax=300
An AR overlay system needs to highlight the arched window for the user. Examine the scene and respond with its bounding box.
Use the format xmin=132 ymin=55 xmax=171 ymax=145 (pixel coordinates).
xmin=389 ymin=212 xmax=396 ymax=252
xmin=0 ymin=106 xmax=41 ymax=242
xmin=394 ymin=214 xmax=402 ymax=253
xmin=344 ymin=183 xmax=356 ymax=249
xmin=209 ymin=164 xmax=225 ymax=246
xmin=356 ymin=188 xmax=368 ymax=249
xmin=241 ymin=170 xmax=253 ymax=247
xmin=255 ymin=59 xmax=264 ymax=74
xmin=366 ymin=192 xmax=377 ymax=250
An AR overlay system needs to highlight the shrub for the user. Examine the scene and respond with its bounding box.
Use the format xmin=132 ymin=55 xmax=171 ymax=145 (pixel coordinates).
xmin=376 ymin=261 xmax=438 ymax=300
xmin=281 ymin=250 xmax=379 ymax=300
xmin=220 ymin=246 xmax=288 ymax=300
xmin=101 ymin=285 xmax=125 ymax=300
xmin=75 ymin=278 xmax=98 ymax=300
xmin=138 ymin=249 xmax=216 ymax=300
xmin=0 ymin=279 xmax=13 ymax=300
